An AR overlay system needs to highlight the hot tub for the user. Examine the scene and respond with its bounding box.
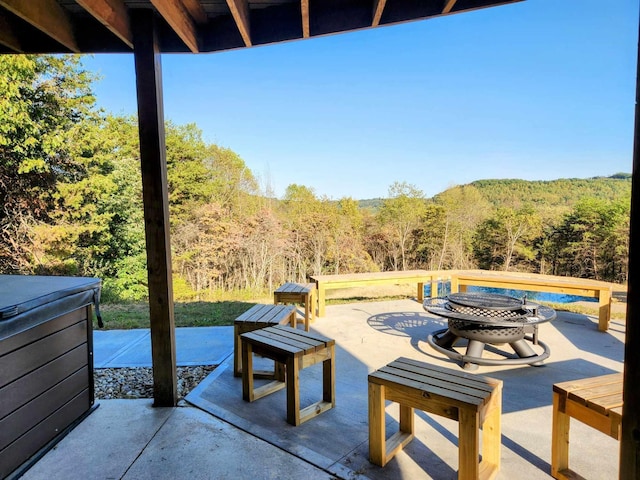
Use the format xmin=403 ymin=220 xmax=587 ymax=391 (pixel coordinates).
xmin=0 ymin=275 xmax=101 ymax=479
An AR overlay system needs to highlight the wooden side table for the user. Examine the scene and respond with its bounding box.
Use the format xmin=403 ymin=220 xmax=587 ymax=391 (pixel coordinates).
xmin=368 ymin=357 xmax=502 ymax=480
xmin=551 ymin=373 xmax=623 ymax=479
xmin=273 ymin=282 xmax=316 ymax=331
xmin=233 ymin=304 xmax=296 ymax=377
xmin=240 ymin=325 xmax=335 ymax=426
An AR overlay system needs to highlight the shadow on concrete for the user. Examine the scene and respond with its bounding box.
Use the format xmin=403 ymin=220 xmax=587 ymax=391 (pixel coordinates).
xmin=550 ymin=311 xmax=625 ymax=363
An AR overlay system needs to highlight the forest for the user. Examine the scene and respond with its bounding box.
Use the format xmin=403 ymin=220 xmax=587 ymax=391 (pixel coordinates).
xmin=0 ymin=55 xmax=631 ymax=302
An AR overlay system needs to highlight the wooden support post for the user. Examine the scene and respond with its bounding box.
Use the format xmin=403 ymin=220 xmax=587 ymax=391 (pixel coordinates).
xmin=621 ymin=12 xmax=640 ymax=478
xmin=132 ymin=9 xmax=177 ymax=407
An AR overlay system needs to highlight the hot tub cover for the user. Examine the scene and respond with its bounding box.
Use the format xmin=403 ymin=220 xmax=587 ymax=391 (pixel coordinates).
xmin=0 ymin=275 xmax=102 ymax=333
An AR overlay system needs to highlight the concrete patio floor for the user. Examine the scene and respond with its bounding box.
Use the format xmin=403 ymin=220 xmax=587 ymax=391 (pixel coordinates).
xmin=15 ymin=299 xmax=624 ymax=480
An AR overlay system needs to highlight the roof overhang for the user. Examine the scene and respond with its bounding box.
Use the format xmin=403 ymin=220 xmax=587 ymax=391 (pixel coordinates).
xmin=0 ymin=0 xmax=523 ymax=54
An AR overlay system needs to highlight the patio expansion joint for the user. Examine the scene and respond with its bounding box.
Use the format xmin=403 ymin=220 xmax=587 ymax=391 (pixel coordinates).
xmin=118 ymin=406 xmax=177 ymax=479
xmin=185 ymin=369 xmax=370 ymax=480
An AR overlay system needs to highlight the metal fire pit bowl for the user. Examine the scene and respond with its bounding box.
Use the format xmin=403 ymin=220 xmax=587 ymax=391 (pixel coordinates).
xmin=423 ymin=292 xmax=556 ymax=370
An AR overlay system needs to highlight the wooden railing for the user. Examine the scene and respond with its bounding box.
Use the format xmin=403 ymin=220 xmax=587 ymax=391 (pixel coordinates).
xmin=310 ymin=269 xmax=623 ymax=331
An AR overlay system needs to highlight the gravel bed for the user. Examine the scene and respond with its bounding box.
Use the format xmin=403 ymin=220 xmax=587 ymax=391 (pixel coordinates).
xmin=94 ymin=365 xmax=216 ymax=399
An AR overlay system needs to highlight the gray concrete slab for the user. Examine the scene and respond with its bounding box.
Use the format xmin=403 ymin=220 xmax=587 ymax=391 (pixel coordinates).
xmin=13 ymin=300 xmax=625 ymax=480
xmin=188 ymin=299 xmax=624 ymax=479
xmin=19 ymin=400 xmax=333 ymax=480
xmin=121 ymin=404 xmax=335 ymax=480
xmin=19 ymin=400 xmax=174 ymax=480
xmin=94 ymin=326 xmax=234 ymax=367
xmin=93 ymin=329 xmax=149 ymax=368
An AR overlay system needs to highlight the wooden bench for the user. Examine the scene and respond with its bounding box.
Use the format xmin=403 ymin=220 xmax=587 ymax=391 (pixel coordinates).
xmin=311 ymin=270 xmax=446 ymax=317
xmin=368 ymin=357 xmax=502 ymax=479
xmin=551 ymin=373 xmax=623 ymax=479
xmin=450 ymin=270 xmax=616 ymax=331
xmin=311 ymin=268 xmax=619 ymax=330
xmin=233 ymin=304 xmax=297 ymax=377
xmin=240 ymin=325 xmax=335 ymax=426
xmin=273 ymin=282 xmax=316 ymax=331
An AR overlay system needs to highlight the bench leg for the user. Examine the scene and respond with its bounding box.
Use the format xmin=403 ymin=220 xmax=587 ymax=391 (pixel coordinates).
xmin=450 ymin=275 xmax=460 ymax=293
xmin=369 ymin=382 xmax=386 ymax=466
xmin=303 ymin=292 xmax=311 ymax=331
xmin=309 ymin=289 xmax=315 ymax=324
xmin=480 ymin=386 xmax=501 ymax=479
xmin=286 ymin=356 xmax=301 ymax=425
xmin=458 ymin=408 xmax=481 ymax=480
xmin=430 ymin=279 xmax=439 ymax=298
xmin=234 ymin=325 xmax=241 ymax=377
xmin=551 ymin=392 xmax=570 ymax=479
xmin=323 ymin=345 xmax=335 ymax=406
xmin=369 ymin=382 xmax=415 ymax=467
xmin=598 ymin=289 xmax=611 ymax=332
xmin=288 ymin=309 xmax=297 ymax=330
xmin=318 ymin=284 xmax=326 ymax=317
xmin=241 ymin=340 xmax=254 ymax=401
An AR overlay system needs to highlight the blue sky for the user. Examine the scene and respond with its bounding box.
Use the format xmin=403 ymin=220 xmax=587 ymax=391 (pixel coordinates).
xmin=81 ymin=0 xmax=639 ymax=200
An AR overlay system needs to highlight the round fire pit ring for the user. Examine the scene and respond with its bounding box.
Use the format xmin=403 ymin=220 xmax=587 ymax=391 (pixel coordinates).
xmin=423 ymin=292 xmax=556 ymax=370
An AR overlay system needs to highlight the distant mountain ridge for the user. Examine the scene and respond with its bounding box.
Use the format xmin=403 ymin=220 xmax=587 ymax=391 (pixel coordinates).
xmin=359 ymin=174 xmax=631 ymax=213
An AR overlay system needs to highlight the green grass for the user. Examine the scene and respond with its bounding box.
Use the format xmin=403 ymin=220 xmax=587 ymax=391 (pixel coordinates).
xmin=97 ymin=301 xmax=257 ymax=329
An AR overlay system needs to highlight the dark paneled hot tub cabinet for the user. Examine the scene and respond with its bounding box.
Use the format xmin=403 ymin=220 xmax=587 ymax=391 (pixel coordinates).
xmin=0 ymin=275 xmax=101 ymax=479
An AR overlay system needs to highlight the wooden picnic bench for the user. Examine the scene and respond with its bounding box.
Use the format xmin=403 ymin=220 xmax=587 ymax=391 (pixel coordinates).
xmin=551 ymin=372 xmax=623 ymax=479
xmin=368 ymin=357 xmax=502 ymax=479
xmin=240 ymin=325 xmax=335 ymax=426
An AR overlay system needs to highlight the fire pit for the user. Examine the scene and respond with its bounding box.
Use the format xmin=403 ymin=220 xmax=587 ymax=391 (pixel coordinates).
xmin=423 ymin=292 xmax=556 ymax=370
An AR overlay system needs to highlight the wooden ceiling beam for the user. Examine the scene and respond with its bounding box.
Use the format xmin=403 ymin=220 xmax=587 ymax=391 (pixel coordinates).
xmin=182 ymin=0 xmax=208 ymax=24
xmin=301 ymin=0 xmax=309 ymax=38
xmin=0 ymin=11 xmax=22 ymax=52
xmin=226 ymin=0 xmax=251 ymax=47
xmin=150 ymin=0 xmax=200 ymax=52
xmin=372 ymin=0 xmax=387 ymax=27
xmin=0 ymin=0 xmax=79 ymax=52
xmin=76 ymin=0 xmax=133 ymax=49
xmin=443 ymin=0 xmax=458 ymax=14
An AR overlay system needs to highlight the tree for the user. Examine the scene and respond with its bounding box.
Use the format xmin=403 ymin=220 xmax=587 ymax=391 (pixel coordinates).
xmin=205 ymin=144 xmax=259 ymax=214
xmin=433 ymin=185 xmax=490 ymax=269
xmin=548 ymin=197 xmax=630 ymax=282
xmin=376 ymin=182 xmax=426 ymax=270
xmin=0 ymin=55 xmax=99 ymax=272
xmin=327 ymin=197 xmax=375 ymax=274
xmin=473 ymin=206 xmax=542 ymax=271
xmin=414 ymin=203 xmax=448 ymax=270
